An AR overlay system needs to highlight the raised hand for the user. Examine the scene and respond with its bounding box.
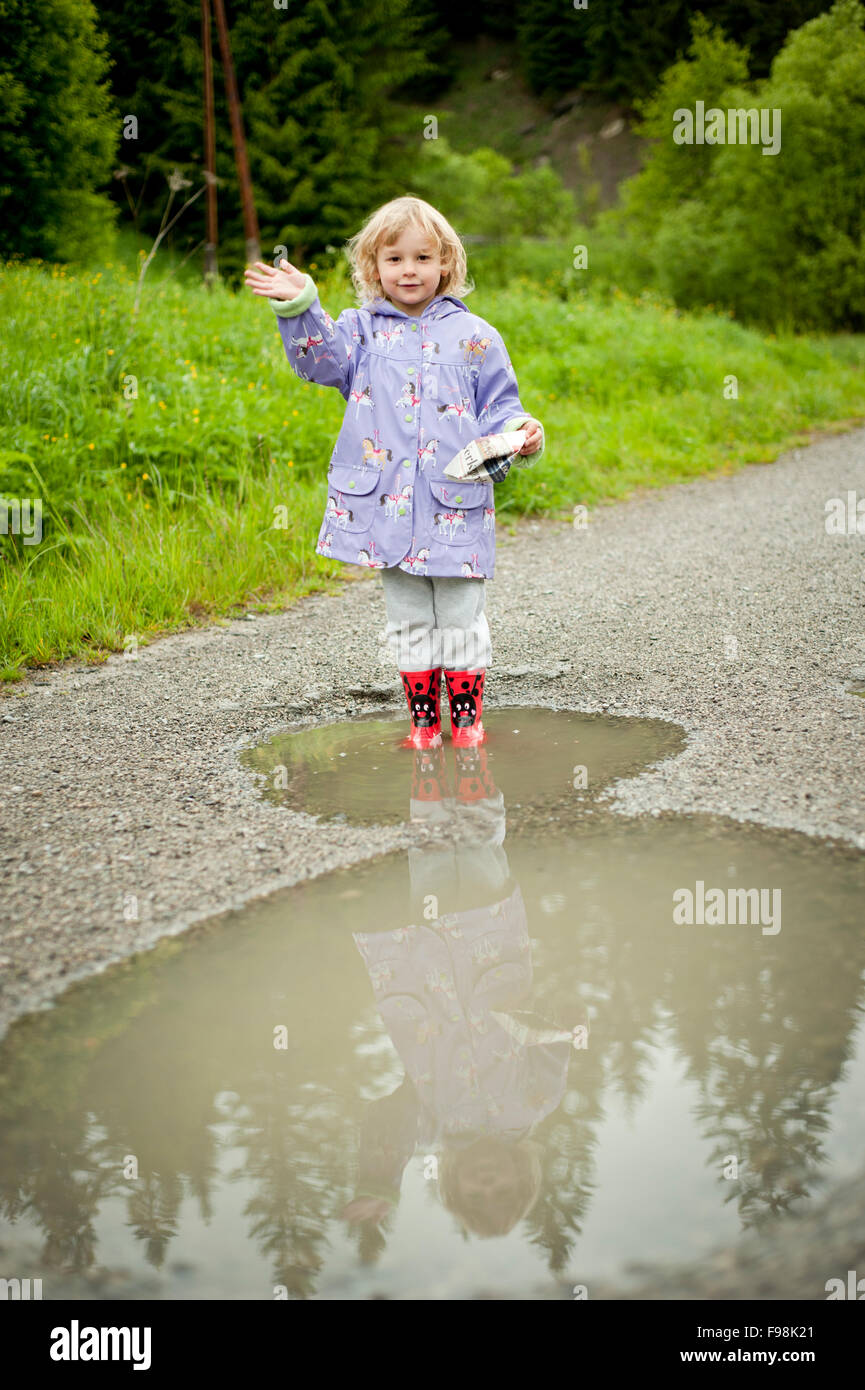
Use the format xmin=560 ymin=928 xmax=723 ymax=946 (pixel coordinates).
xmin=244 ymin=257 xmax=307 ymax=302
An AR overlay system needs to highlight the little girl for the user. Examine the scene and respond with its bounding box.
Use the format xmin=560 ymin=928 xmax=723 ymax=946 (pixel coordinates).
xmin=244 ymin=195 xmax=545 ymax=748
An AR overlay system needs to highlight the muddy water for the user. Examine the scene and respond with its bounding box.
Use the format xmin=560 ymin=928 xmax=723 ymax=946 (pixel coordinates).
xmin=1 ymin=710 xmax=863 ymax=1301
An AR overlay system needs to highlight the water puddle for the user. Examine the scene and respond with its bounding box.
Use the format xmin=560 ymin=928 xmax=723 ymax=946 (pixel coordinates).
xmin=1 ymin=710 xmax=863 ymax=1300
xmin=238 ymin=705 xmax=685 ymax=827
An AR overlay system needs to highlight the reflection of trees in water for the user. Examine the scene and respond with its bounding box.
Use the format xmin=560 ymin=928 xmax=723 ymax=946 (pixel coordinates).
xmin=127 ymin=1172 xmax=183 ymax=1269
xmin=0 ymin=838 xmax=863 ymax=1288
xmin=524 ymin=1104 xmax=599 ymax=1273
xmin=228 ymin=1080 xmax=358 ymax=1299
xmin=671 ymin=929 xmax=863 ymax=1229
xmin=519 ymin=866 xmax=865 ymax=1256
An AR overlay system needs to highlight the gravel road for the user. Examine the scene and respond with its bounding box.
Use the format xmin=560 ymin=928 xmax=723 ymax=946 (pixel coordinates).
xmin=1 ymin=425 xmax=864 ymax=1044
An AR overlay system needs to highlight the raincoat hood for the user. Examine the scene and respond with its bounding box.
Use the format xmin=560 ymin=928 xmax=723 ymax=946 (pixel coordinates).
xmin=362 ymin=292 xmax=471 ymax=321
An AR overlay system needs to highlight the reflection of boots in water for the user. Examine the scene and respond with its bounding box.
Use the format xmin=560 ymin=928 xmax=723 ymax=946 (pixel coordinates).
xmin=411 ymin=745 xmax=450 ymax=804
xmin=453 ymin=745 xmax=497 ymax=804
xmin=409 ymin=745 xmax=454 ymax=827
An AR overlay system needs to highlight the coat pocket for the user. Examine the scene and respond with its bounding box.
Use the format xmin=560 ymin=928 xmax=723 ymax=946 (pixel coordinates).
xmin=324 ymin=464 xmax=380 ymax=533
xmin=426 ymin=477 xmax=493 ymax=546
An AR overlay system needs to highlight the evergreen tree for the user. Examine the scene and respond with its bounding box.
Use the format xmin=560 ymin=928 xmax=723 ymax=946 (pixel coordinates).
xmin=95 ymin=0 xmax=452 ymax=274
xmin=516 ymin=0 xmax=593 ymax=99
xmin=516 ymin=0 xmax=838 ymax=103
xmin=0 ymin=0 xmax=118 ymax=261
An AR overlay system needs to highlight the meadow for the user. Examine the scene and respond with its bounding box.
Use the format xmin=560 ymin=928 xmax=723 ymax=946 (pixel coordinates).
xmin=1 ymin=238 xmax=863 ymax=680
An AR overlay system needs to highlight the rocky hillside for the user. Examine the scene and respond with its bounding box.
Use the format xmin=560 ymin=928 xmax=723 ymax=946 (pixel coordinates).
xmin=436 ymin=35 xmax=645 ymax=210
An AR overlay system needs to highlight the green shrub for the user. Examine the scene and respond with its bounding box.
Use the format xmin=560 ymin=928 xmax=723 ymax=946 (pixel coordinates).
xmin=0 ymin=0 xmax=119 ymax=263
xmin=599 ymin=1 xmax=865 ymax=332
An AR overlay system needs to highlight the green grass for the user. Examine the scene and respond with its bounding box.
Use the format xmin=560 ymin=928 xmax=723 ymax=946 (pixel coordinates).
xmin=1 ymin=240 xmax=864 ymax=681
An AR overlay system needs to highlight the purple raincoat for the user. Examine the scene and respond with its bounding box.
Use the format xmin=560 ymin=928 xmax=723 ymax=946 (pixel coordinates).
xmin=271 ymin=277 xmax=544 ymax=578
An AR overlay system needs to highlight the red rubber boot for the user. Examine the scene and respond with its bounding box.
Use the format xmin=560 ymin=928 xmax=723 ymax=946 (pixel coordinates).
xmin=399 ymin=669 xmax=443 ymax=748
xmin=444 ymin=669 xmax=486 ymax=747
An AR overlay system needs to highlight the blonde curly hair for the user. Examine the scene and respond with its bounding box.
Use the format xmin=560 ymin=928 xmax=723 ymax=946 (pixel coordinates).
xmin=344 ymin=195 xmax=473 ymax=306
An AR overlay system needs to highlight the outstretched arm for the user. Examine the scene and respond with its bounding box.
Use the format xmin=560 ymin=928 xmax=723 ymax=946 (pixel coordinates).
xmin=245 ymin=258 xmax=360 ymax=400
xmin=341 ymin=1076 xmax=419 ymax=1224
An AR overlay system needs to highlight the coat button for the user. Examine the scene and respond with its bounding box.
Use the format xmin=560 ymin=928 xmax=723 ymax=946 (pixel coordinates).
xmin=349 ymin=480 xmax=356 ymax=488
xmin=407 ymin=367 xmax=416 ymax=376
xmin=410 ymin=324 xmax=418 ymax=332
xmin=397 ymin=507 xmax=407 ymax=515
xmin=455 ymin=495 xmax=463 ymax=502
xmin=403 ymin=412 xmax=413 ymax=421
xmin=402 ymin=459 xmax=412 ymax=467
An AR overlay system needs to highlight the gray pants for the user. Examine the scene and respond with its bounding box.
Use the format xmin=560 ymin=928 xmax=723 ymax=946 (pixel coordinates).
xmin=379 ymin=565 xmax=491 ymax=672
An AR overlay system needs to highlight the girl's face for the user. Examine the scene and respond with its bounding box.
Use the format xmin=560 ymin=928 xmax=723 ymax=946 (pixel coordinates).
xmin=376 ymin=227 xmax=444 ymax=316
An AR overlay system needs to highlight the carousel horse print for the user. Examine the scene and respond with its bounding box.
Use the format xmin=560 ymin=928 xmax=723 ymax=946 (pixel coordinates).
xmin=290 ymin=329 xmax=325 ymax=359
xmin=401 ymin=545 xmax=431 ymax=575
xmin=361 ymin=436 xmax=393 ymax=467
xmin=436 ymin=397 xmax=475 ymax=432
xmin=349 ymin=384 xmax=373 ymax=416
xmin=459 ymin=335 xmax=492 ymax=365
xmin=433 ymin=507 xmax=467 ymax=540
xmin=357 ymin=542 xmax=386 ymax=569
xmin=396 ymin=382 xmax=422 ymax=411
xmin=325 ymin=495 xmax=354 ymax=529
xmin=417 ymin=438 xmax=438 ymax=471
xmin=379 ymin=482 xmax=413 ymax=519
xmin=372 ymin=324 xmax=405 ymax=353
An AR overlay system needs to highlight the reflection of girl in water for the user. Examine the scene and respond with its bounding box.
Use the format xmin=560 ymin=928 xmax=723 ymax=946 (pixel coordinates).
xmin=439 ymin=1134 xmax=543 ymax=1237
xmin=344 ymin=878 xmax=582 ymax=1238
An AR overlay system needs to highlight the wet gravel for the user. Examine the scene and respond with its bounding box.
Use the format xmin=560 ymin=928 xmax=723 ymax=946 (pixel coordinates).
xmin=1 ymin=423 xmax=864 ymax=1298
xmin=2 ymin=425 xmax=864 ymax=1041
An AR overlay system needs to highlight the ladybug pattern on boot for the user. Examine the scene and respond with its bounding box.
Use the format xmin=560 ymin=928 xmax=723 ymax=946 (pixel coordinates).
xmin=447 ymin=672 xmax=484 ymax=728
xmin=401 ymin=671 xmax=440 ymax=727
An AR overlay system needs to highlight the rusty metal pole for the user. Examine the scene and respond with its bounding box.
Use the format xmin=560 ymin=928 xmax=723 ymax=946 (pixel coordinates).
xmin=212 ymin=0 xmax=261 ymax=266
xmin=201 ymin=0 xmax=219 ymax=286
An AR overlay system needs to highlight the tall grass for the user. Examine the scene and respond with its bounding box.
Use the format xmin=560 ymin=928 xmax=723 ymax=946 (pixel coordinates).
xmin=1 ymin=241 xmax=863 ymax=679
